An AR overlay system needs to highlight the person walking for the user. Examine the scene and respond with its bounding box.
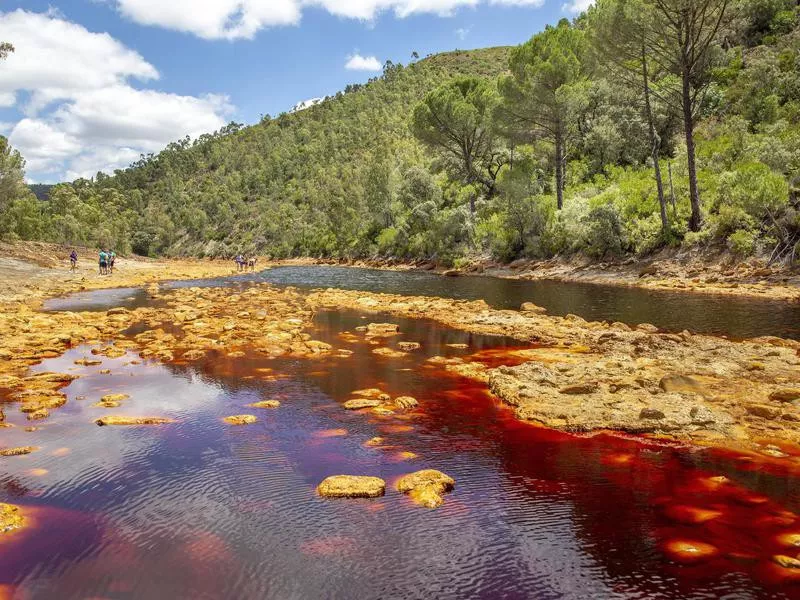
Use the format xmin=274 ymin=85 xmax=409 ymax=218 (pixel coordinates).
xmin=69 ymin=249 xmax=78 ymax=272
xmin=108 ymin=250 xmax=116 ymax=274
xmin=99 ymin=249 xmax=108 ymax=275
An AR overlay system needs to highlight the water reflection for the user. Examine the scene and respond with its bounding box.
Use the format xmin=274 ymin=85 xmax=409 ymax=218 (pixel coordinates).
xmin=1 ymin=310 xmax=799 ymax=598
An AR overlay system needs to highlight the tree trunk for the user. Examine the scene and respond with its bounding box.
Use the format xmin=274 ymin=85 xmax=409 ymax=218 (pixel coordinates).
xmin=681 ymin=62 xmax=702 ymax=231
xmin=554 ymin=123 xmax=564 ymax=210
xmin=641 ymin=46 xmax=668 ymax=233
xmin=668 ymin=160 xmax=677 ymax=213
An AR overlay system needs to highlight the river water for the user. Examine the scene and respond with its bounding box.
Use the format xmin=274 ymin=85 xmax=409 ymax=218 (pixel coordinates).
xmin=7 ymin=268 xmax=800 ymax=598
xmin=44 ymin=266 xmax=800 ymax=340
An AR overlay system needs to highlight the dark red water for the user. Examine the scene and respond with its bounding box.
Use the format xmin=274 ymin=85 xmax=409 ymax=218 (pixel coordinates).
xmin=2 ymin=309 xmax=800 ymax=599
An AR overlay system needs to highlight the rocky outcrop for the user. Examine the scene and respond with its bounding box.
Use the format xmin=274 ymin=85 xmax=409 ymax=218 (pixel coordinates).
xmin=488 ymin=359 xmax=736 ymax=439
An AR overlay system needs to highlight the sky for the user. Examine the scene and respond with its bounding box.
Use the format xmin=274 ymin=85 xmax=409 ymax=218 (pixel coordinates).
xmin=0 ymin=0 xmax=590 ymax=183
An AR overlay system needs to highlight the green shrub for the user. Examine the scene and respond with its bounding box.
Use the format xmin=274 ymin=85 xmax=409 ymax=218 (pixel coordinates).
xmin=727 ymin=228 xmax=757 ymax=254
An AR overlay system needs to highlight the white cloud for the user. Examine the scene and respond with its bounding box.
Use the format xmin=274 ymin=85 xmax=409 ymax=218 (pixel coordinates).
xmin=562 ymin=0 xmax=593 ymax=13
xmin=0 ymin=91 xmax=15 ymax=107
xmin=345 ymin=53 xmax=382 ymax=71
xmin=290 ymin=97 xmax=325 ymax=112
xmin=0 ymin=10 xmax=234 ymax=182
xmin=455 ymin=26 xmax=472 ymax=40
xmin=0 ymin=9 xmax=158 ymax=115
xmin=111 ymin=0 xmax=543 ymax=40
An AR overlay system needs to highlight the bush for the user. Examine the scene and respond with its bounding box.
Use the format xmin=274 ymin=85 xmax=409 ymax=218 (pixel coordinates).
xmin=582 ymin=204 xmax=627 ymax=258
xmin=727 ymin=228 xmax=757 ymax=254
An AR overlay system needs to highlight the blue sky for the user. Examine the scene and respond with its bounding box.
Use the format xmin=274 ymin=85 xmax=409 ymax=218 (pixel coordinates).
xmin=0 ymin=1 xmax=586 ymax=182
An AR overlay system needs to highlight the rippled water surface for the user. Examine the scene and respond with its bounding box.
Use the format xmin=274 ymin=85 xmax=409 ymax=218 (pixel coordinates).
xmin=3 ymin=309 xmax=800 ymax=598
xmin=43 ymin=266 xmax=800 ymax=340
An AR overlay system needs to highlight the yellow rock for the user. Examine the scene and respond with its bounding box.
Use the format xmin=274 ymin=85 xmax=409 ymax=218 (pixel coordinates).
xmin=247 ymin=400 xmax=281 ymax=409
xmin=397 ymin=342 xmax=421 ymax=351
xmin=26 ymin=408 xmax=49 ymax=421
xmin=409 ymin=486 xmax=447 ymax=509
xmin=101 ymin=393 xmax=130 ymax=404
xmin=773 ymin=555 xmax=800 ymax=569
xmin=363 ymin=436 xmax=385 ymax=447
xmin=316 ymin=475 xmax=386 ymax=498
xmin=777 ymin=533 xmax=800 ymax=548
xmin=663 ymin=539 xmax=719 ymax=563
xmin=397 ymin=469 xmax=455 ymax=508
xmin=95 ymin=416 xmax=173 ymax=426
xmin=394 ymin=396 xmax=419 ymax=410
xmin=0 ymin=503 xmax=24 ymax=533
xmin=74 ymin=358 xmax=102 ymax=366
xmin=351 ymin=388 xmax=390 ymax=400
xmin=223 ymin=414 xmax=258 ymax=425
xmin=0 ymin=446 xmax=38 ymax=456
xmin=344 ymin=398 xmax=382 ymax=410
xmin=372 ymin=347 xmax=408 ymax=358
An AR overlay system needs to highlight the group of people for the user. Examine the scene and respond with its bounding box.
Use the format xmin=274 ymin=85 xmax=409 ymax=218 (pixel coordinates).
xmin=234 ymin=254 xmax=257 ymax=272
xmin=98 ymin=249 xmax=116 ymax=275
xmin=68 ymin=249 xmax=117 ymax=275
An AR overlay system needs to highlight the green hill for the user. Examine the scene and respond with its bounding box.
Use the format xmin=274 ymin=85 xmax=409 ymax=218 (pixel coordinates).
xmin=98 ymin=47 xmax=511 ymax=258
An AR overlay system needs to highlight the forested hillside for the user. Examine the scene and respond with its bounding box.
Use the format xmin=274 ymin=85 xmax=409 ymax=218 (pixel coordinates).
xmin=1 ymin=0 xmax=800 ymax=266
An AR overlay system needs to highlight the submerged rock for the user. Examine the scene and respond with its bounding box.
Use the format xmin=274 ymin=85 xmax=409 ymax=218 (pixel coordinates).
xmin=397 ymin=342 xmax=421 ymax=352
xmin=366 ymin=323 xmax=400 ymax=336
xmin=95 ymin=416 xmax=172 ymax=426
xmin=773 ymin=555 xmax=800 ymax=569
xmin=397 ymin=469 xmax=455 ymax=508
xmin=316 ymin=475 xmax=386 ymax=498
xmin=344 ymin=398 xmax=382 ymax=410
xmin=223 ymin=414 xmax=258 ymax=425
xmin=394 ymin=396 xmax=419 ymax=410
xmin=0 ymin=446 xmax=38 ymax=456
xmin=247 ymin=400 xmax=281 ymax=409
xmin=372 ymin=347 xmax=408 ymax=358
xmin=663 ymin=539 xmax=719 ymax=563
xmin=101 ymin=393 xmax=130 ymax=404
xmin=351 ymin=388 xmax=390 ymax=400
xmin=520 ymin=302 xmax=547 ymax=314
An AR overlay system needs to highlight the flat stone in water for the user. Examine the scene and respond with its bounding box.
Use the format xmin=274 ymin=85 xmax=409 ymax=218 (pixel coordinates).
xmin=0 ymin=446 xmax=38 ymax=456
xmin=247 ymin=400 xmax=281 ymax=409
xmin=95 ymin=416 xmax=173 ymax=426
xmin=223 ymin=414 xmax=258 ymax=425
xmin=317 ymin=475 xmax=386 ymax=498
xmin=343 ymin=398 xmax=382 ymax=410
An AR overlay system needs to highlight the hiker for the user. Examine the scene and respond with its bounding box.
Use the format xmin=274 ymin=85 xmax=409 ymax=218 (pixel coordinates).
xmin=108 ymin=250 xmax=116 ymax=274
xmin=248 ymin=256 xmax=257 ymax=271
xmin=99 ymin=250 xmax=108 ymax=275
xmin=69 ymin=249 xmax=78 ymax=272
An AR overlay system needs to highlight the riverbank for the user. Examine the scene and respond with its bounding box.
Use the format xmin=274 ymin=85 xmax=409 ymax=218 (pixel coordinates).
xmin=272 ymin=252 xmax=800 ymax=302
xmin=0 ymin=241 xmax=236 ymax=304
